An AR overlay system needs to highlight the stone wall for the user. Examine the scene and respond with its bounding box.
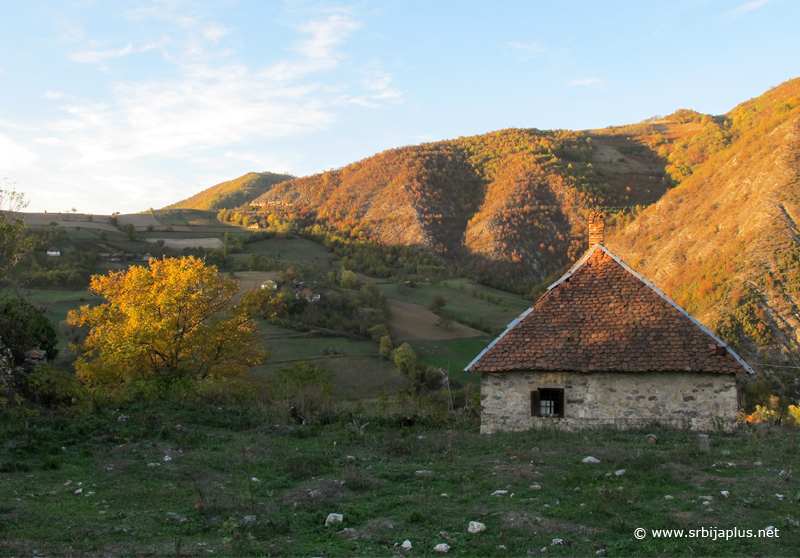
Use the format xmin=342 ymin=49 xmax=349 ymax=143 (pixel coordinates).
xmin=480 ymin=371 xmax=739 ymax=433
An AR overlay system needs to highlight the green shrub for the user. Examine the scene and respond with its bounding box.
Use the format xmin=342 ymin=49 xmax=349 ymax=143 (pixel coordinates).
xmin=0 ymin=297 xmax=58 ymax=364
xmin=22 ymin=364 xmax=90 ymax=412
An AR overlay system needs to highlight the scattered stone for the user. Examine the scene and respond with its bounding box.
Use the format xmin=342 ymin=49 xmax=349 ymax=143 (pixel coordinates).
xmin=776 ymin=494 xmax=784 ymax=501
xmin=573 ymin=487 xmax=581 ymax=492
xmin=530 ymin=484 xmax=542 ymax=490
xmin=721 ymin=450 xmax=730 ymax=455
xmin=340 ymin=528 xmax=358 ymax=538
xmin=242 ymin=515 xmax=257 ymax=524
xmin=63 ymin=480 xmax=71 ymax=486
xmin=163 ymin=456 xmax=172 ymax=462
xmin=491 ymin=490 xmax=508 ymax=496
xmin=85 ymin=492 xmax=95 ymax=497
xmin=582 ymin=456 xmax=601 ymax=464
xmin=721 ymin=490 xmax=730 ymax=498
xmin=434 ymin=543 xmax=450 ymax=553
xmin=117 ymin=415 xmax=129 ymax=422
xmin=166 ymin=512 xmax=187 ymax=522
xmin=617 ymin=487 xmax=624 ymax=491
xmin=699 ymin=495 xmax=713 ymax=500
xmin=764 ymin=526 xmax=776 ymax=533
xmin=147 ymin=463 xmax=161 ymax=467
xmin=580 ymin=503 xmax=586 ymax=507
xmin=325 ymin=513 xmax=343 ymax=527
xmin=645 ymin=434 xmax=657 ymax=445
xmin=665 ymin=495 xmax=674 ymax=499
xmin=754 ymin=461 xmax=762 ymax=466
xmin=441 ymin=493 xmax=449 ymax=497
xmin=74 ymin=488 xmax=82 ymax=495
xmin=552 ymin=539 xmax=564 ymax=546
xmin=699 ymin=435 xmax=710 ymax=453
xmin=615 ymin=469 xmax=626 ymax=476
xmin=415 ymin=470 xmax=433 ymax=476
xmin=308 ymin=489 xmax=322 ymax=499
xmin=251 ymin=477 xmax=260 ymax=482
xmin=99 ymin=511 xmax=106 ymax=514
xmin=779 ymin=470 xmax=789 ymax=477
xmin=498 ymin=545 xmax=507 ymax=550
xmin=401 ymin=540 xmax=412 ymax=550
xmin=439 ymin=531 xmax=452 ymax=541
xmin=703 ymin=501 xmax=711 ymax=506
xmin=540 ymin=547 xmax=548 ymax=553
xmin=347 ymin=455 xmax=356 ymax=460
xmin=418 ymin=436 xmax=425 ymax=440
xmin=468 ymin=521 xmax=486 ymax=534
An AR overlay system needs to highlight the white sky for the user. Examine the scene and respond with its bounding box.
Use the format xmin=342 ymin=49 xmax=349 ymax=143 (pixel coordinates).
xmin=1 ymin=0 xmax=798 ymax=214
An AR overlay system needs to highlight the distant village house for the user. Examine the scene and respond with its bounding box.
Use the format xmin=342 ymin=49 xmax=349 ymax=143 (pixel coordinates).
xmin=467 ymin=213 xmax=753 ymax=433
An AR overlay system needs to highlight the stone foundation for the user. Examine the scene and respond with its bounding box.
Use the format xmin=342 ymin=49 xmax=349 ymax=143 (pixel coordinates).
xmin=480 ymin=371 xmax=738 ymax=433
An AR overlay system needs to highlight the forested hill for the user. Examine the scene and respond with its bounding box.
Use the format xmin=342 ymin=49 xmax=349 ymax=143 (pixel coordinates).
xmin=165 ymin=171 xmax=293 ymax=211
xmin=608 ymin=77 xmax=800 ymax=364
xmin=251 ymin=129 xmax=672 ymax=288
xmin=243 ymin=77 xmax=800 ymax=360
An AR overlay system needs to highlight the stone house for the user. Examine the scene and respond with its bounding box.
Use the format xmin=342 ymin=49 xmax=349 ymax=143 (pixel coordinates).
xmin=466 ymin=213 xmax=753 ymax=433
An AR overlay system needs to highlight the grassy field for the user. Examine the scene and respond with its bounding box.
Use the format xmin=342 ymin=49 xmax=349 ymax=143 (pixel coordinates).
xmin=251 ymin=322 xmax=408 ymax=399
xmin=377 ymin=281 xmax=531 ymax=333
xmin=244 ymin=237 xmax=331 ymax=263
xmin=411 ymin=337 xmax=491 ymax=386
xmin=1 ymin=403 xmax=797 ymax=557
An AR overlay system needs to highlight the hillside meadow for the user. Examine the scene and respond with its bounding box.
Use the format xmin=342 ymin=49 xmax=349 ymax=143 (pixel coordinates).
xmin=1 ymin=402 xmax=797 ymax=557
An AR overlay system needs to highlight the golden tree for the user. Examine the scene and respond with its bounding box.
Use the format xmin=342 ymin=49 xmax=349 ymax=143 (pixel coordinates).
xmin=68 ymin=256 xmax=266 ymax=387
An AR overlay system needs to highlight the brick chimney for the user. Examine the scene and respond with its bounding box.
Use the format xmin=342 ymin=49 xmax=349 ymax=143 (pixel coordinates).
xmin=588 ymin=212 xmax=605 ymax=245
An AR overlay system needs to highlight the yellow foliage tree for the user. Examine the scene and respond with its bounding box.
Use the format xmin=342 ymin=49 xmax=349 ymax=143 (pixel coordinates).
xmin=68 ymin=256 xmax=266 ymax=388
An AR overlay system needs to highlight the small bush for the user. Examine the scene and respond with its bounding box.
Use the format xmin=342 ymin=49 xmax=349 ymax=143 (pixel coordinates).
xmin=22 ymin=364 xmax=90 ymax=412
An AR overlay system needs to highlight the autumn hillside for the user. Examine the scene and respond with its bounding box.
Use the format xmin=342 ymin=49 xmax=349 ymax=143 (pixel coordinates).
xmin=608 ymin=78 xmax=800 ymax=365
xmin=251 ymin=129 xmax=674 ymax=288
xmin=165 ymin=171 xmax=293 ymax=211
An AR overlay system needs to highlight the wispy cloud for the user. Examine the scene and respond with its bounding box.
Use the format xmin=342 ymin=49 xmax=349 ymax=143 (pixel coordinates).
xmin=70 ymin=42 xmax=161 ymax=70
xmin=44 ymin=91 xmax=64 ymax=99
xmin=567 ymin=77 xmax=604 ymax=87
xmin=507 ymin=41 xmax=544 ymax=62
xmin=203 ymin=24 xmax=232 ymax=42
xmin=0 ymin=134 xmax=40 ymax=169
xmin=723 ymin=0 xmax=771 ymax=19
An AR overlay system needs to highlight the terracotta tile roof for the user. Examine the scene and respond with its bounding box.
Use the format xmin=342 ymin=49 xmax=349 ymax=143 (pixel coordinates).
xmin=467 ymin=245 xmax=753 ymax=375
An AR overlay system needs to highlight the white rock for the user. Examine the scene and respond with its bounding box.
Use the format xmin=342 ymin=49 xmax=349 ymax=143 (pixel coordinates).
xmin=764 ymin=526 xmax=776 ymax=532
xmin=63 ymin=480 xmax=71 ymax=486
xmin=441 ymin=493 xmax=449 ymax=497
xmin=776 ymin=494 xmax=784 ymax=500
xmin=251 ymin=477 xmax=260 ymax=482
xmin=665 ymin=495 xmax=674 ymax=500
xmin=73 ymin=488 xmax=82 ymax=495
xmin=552 ymin=538 xmax=564 ymax=546
xmin=703 ymin=501 xmax=710 ymax=506
xmin=166 ymin=512 xmax=187 ymax=522
xmin=540 ymin=547 xmax=548 ymax=553
xmin=614 ymin=469 xmax=626 ymax=476
xmin=163 ymin=455 xmax=172 ymax=462
xmin=491 ymin=490 xmax=508 ymax=496
xmin=754 ymin=461 xmax=762 ymax=466
xmin=434 ymin=543 xmax=450 ymax=553
xmin=530 ymin=484 xmax=542 ymax=490
xmin=779 ymin=470 xmax=788 ymax=477
xmin=498 ymin=545 xmax=507 ymax=550
xmin=242 ymin=515 xmax=257 ymax=524
xmin=468 ymin=521 xmax=486 ymax=534
xmin=401 ymin=540 xmax=412 ymax=550
xmin=325 ymin=513 xmax=343 ymax=527
xmin=582 ymin=456 xmax=601 ymax=464
xmin=416 ymin=470 xmax=433 ymax=476
xmin=721 ymin=490 xmax=730 ymax=498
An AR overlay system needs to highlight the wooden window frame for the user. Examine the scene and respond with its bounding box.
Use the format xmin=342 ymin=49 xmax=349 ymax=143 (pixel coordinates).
xmin=531 ymin=388 xmax=565 ymax=418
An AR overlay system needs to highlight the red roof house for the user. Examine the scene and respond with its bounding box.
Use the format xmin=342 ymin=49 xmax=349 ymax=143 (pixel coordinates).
xmin=468 ymin=213 xmax=752 ymax=433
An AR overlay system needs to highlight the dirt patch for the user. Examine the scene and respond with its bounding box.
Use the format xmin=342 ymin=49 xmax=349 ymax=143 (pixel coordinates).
xmin=386 ymin=299 xmax=485 ymax=342
xmin=145 ymin=237 xmax=223 ymax=249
